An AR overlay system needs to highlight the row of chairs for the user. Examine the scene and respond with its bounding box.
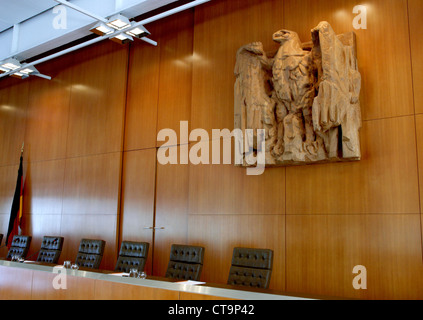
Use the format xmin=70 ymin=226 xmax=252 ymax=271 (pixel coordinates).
xmin=1 ymin=234 xmax=274 ymax=289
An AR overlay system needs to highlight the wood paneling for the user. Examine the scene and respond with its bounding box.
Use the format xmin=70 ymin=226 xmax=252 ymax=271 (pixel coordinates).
xmin=180 ymin=292 xmax=235 ymax=300
xmin=191 ymin=0 xmax=284 ymax=134
xmin=283 ymin=0 xmax=414 ymax=121
xmin=24 ymin=56 xmax=72 ymax=162
xmin=31 ymin=271 xmax=96 ymax=300
xmin=156 ymin=10 xmax=194 ymax=147
xmin=0 ymin=265 xmax=33 ymax=300
xmin=0 ymin=164 xmax=18 ymax=214
xmin=286 ymin=214 xmax=423 ymax=300
xmin=189 ymin=159 xmax=286 ymax=215
xmin=188 ymin=215 xmax=285 ymax=291
xmin=120 ymin=149 xmax=156 ymax=274
xmin=66 ymin=41 xmax=127 ymax=157
xmin=286 ymin=116 xmax=420 ymax=215
xmin=94 ymin=280 xmax=179 ymax=300
xmin=0 ymin=78 xmax=28 ymax=167
xmin=415 ymin=115 xmax=423 ymax=211
xmin=409 ymin=0 xmax=423 ymax=114
xmin=23 ymin=159 xmax=65 ymax=215
xmin=124 ymin=22 xmax=161 ymax=151
xmin=154 ymin=145 xmax=189 ymax=277
xmin=62 ymin=153 xmax=122 ymax=215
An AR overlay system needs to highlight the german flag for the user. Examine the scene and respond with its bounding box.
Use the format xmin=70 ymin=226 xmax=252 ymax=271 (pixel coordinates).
xmin=6 ymin=155 xmax=23 ymax=248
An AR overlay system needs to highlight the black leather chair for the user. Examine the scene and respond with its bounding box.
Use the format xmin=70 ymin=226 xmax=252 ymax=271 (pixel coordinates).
xmin=227 ymin=247 xmax=274 ymax=289
xmin=165 ymin=244 xmax=205 ymax=281
xmin=75 ymin=239 xmax=105 ymax=269
xmin=114 ymin=241 xmax=149 ymax=273
xmin=36 ymin=236 xmax=64 ymax=264
xmin=6 ymin=235 xmax=32 ymax=260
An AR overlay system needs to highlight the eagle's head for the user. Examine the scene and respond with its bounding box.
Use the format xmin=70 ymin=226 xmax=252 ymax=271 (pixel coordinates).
xmin=273 ymin=30 xmax=298 ymax=43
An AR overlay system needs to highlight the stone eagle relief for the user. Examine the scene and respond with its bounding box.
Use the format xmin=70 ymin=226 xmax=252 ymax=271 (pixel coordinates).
xmin=234 ymin=22 xmax=362 ymax=167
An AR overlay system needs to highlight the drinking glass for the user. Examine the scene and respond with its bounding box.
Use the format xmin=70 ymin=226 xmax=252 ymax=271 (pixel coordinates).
xmin=138 ymin=271 xmax=147 ymax=279
xmin=129 ymin=268 xmax=139 ymax=278
xmin=63 ymin=260 xmax=71 ymax=269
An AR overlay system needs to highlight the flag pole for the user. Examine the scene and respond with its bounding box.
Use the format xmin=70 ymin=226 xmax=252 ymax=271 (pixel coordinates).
xmin=21 ymin=142 xmax=24 ymax=156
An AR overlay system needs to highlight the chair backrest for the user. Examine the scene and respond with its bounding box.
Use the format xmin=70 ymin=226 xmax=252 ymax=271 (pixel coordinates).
xmin=36 ymin=236 xmax=64 ymax=264
xmin=75 ymin=239 xmax=105 ymax=269
xmin=0 ymin=234 xmax=3 ymax=246
xmin=227 ymin=247 xmax=274 ymax=289
xmin=114 ymin=241 xmax=149 ymax=273
xmin=6 ymin=235 xmax=32 ymax=260
xmin=165 ymin=244 xmax=205 ymax=281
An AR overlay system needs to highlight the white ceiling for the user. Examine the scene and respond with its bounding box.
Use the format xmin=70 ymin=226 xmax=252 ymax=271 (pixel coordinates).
xmin=0 ymin=0 xmax=208 ymax=66
xmin=0 ymin=0 xmax=57 ymax=33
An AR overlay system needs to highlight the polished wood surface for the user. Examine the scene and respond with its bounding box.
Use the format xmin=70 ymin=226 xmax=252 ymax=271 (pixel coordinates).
xmin=286 ymin=116 xmax=420 ymax=215
xmin=284 ymin=0 xmax=414 ymax=121
xmin=409 ymin=0 xmax=423 ymax=114
xmin=286 ymin=214 xmax=423 ymax=300
xmin=0 ymin=78 xmax=28 ymax=167
xmin=66 ymin=41 xmax=128 ymax=158
xmin=156 ymin=10 xmax=194 ymax=147
xmin=31 ymin=272 xmax=96 ymax=300
xmin=23 ymin=159 xmax=65 ymax=215
xmin=120 ymin=149 xmax=156 ymax=274
xmin=62 ymin=152 xmax=122 ymax=215
xmin=124 ymin=22 xmax=161 ymax=151
xmin=154 ymin=145 xmax=190 ymax=277
xmin=24 ymin=56 xmax=72 ymax=163
xmin=95 ymin=280 xmax=179 ymax=300
xmin=0 ymin=266 xmax=33 ymax=300
xmin=191 ymin=0 xmax=284 ymax=135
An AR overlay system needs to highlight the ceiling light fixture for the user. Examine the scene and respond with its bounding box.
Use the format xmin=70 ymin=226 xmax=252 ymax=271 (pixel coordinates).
xmin=125 ymin=25 xmax=150 ymax=39
xmin=90 ymin=22 xmax=114 ymax=36
xmin=11 ymin=72 xmax=29 ymax=80
xmin=1 ymin=58 xmax=21 ymax=71
xmin=107 ymin=14 xmax=131 ymax=30
xmin=110 ymin=33 xmax=133 ymax=45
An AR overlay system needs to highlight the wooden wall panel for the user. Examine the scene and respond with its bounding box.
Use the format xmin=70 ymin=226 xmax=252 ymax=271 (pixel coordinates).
xmin=66 ymin=41 xmax=128 ymax=157
xmin=188 ymin=215 xmax=285 ymax=291
xmin=283 ymin=0 xmax=414 ymax=121
xmin=286 ymin=116 xmax=420 ymax=215
xmin=120 ymin=149 xmax=156 ymax=274
xmin=23 ymin=159 xmax=65 ymax=215
xmin=24 ymin=55 xmax=72 ymax=162
xmin=0 ymin=265 xmax=33 ymax=300
xmin=94 ymin=280 xmax=179 ymax=300
xmin=0 ymin=78 xmax=28 ymax=167
xmin=189 ymin=159 xmax=286 ymax=215
xmin=0 ymin=164 xmax=18 ymax=215
xmin=191 ymin=0 xmax=284 ymax=134
xmin=415 ymin=114 xmax=423 ymax=211
xmin=154 ymin=145 xmax=189 ymax=277
xmin=156 ymin=10 xmax=194 ymax=147
xmin=62 ymin=153 xmax=122 ymax=216
xmin=286 ymin=215 xmax=423 ymax=300
xmin=124 ymin=22 xmax=161 ymax=151
xmin=31 ymin=272 xmax=96 ymax=300
xmin=409 ymin=0 xmax=423 ymax=114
